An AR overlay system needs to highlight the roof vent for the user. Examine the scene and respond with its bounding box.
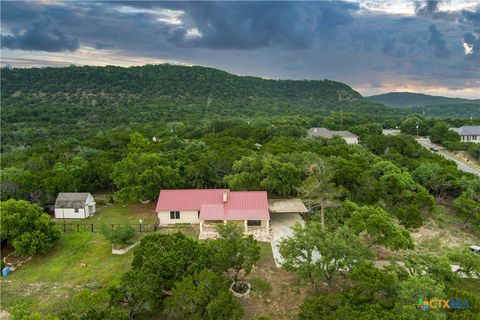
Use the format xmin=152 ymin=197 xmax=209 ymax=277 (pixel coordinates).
xmin=223 ymin=191 xmax=228 ymax=203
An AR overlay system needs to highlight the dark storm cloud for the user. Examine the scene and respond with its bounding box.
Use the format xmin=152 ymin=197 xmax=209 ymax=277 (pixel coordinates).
xmin=160 ymin=1 xmax=359 ymax=49
xmin=415 ymin=0 xmax=440 ymax=17
xmin=0 ymin=1 xmax=479 ymax=96
xmin=415 ymin=1 xmax=438 ymax=16
xmin=428 ymin=24 xmax=450 ymax=58
xmin=461 ymin=7 xmax=480 ymax=31
xmin=0 ymin=1 xmax=361 ymax=52
xmin=414 ymin=0 xmax=457 ymax=21
xmin=1 ymin=15 xmax=79 ymax=52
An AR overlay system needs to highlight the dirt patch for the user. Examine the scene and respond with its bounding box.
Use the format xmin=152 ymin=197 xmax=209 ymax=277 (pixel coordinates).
xmin=128 ymin=203 xmax=157 ymax=220
xmin=242 ymin=266 xmax=309 ymax=320
xmin=411 ymin=221 xmax=476 ymax=253
xmin=453 ymin=151 xmax=480 ymax=169
xmin=372 ymin=245 xmax=402 ymax=260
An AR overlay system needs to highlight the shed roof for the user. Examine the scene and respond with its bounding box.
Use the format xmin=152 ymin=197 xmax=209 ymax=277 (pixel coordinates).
xmin=55 ymin=193 xmax=93 ymax=208
xmin=268 ymin=199 xmax=309 ymax=213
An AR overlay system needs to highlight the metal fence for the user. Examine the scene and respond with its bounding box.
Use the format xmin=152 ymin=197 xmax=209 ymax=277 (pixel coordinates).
xmin=58 ymin=223 xmax=158 ymax=233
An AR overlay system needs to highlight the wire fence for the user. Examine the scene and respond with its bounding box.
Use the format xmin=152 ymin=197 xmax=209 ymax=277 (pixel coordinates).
xmin=57 ymin=223 xmax=158 ymax=233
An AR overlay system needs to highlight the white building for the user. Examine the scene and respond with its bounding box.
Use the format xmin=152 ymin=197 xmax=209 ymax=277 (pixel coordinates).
xmin=54 ymin=193 xmax=96 ymax=219
xmin=307 ymin=127 xmax=359 ymax=144
xmin=451 ymin=126 xmax=480 ymax=143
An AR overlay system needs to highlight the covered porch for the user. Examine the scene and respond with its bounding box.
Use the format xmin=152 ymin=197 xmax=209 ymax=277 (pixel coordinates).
xmin=199 ymin=219 xmax=271 ymax=242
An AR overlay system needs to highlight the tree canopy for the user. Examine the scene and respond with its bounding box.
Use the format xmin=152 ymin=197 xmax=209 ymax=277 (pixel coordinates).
xmin=0 ymin=199 xmax=61 ymax=256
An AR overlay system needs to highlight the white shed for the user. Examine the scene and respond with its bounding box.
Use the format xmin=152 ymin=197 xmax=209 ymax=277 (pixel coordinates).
xmin=54 ymin=193 xmax=96 ymax=219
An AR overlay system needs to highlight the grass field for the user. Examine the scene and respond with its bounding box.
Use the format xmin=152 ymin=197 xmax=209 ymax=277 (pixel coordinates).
xmin=0 ymin=201 xmax=264 ymax=317
xmin=1 ymin=201 xmax=196 ymax=317
xmin=1 ymin=233 xmax=133 ymax=316
xmin=54 ymin=202 xmax=158 ymax=225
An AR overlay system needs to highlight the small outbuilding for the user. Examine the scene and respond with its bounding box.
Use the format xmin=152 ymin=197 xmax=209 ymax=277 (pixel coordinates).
xmin=54 ymin=192 xmax=96 ymax=219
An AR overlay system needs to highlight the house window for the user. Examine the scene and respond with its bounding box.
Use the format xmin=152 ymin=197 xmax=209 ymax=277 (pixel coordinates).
xmin=170 ymin=211 xmax=180 ymax=219
xmin=247 ymin=220 xmax=261 ymax=226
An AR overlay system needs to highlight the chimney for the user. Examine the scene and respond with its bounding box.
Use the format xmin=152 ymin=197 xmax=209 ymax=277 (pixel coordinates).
xmin=223 ymin=191 xmax=228 ymax=203
xmin=314 ymin=128 xmax=318 ymax=133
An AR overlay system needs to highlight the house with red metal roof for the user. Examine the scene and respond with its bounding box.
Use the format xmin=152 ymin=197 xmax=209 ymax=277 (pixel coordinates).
xmin=156 ymin=189 xmax=270 ymax=238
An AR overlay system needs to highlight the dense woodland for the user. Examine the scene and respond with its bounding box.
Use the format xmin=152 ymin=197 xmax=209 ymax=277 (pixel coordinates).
xmin=1 ymin=65 xmax=480 ymax=319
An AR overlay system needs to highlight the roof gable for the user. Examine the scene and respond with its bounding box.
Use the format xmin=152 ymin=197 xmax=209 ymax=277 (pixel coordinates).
xmin=55 ymin=193 xmax=92 ymax=208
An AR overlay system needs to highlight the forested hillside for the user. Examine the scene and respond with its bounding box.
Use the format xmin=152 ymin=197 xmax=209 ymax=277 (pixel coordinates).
xmin=409 ymin=103 xmax=480 ymax=119
xmin=1 ymin=64 xmax=397 ymax=149
xmin=367 ymin=92 xmax=479 ymax=108
xmin=2 ymin=64 xmax=366 ymax=101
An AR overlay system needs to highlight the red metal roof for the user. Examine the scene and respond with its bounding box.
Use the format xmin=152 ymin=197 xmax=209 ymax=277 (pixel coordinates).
xmin=155 ymin=189 xmax=229 ymax=211
xmin=156 ymin=189 xmax=269 ymax=220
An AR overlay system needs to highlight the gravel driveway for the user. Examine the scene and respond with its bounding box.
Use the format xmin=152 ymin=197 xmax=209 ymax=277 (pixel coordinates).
xmin=270 ymin=213 xmax=304 ymax=268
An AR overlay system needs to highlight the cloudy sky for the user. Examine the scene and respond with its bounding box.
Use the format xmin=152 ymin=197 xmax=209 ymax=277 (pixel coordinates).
xmin=1 ymin=0 xmax=479 ymax=98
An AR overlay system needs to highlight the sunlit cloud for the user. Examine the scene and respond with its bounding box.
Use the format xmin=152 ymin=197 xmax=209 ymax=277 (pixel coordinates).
xmin=463 ymin=42 xmax=474 ymax=55
xmin=185 ymin=28 xmax=202 ymax=39
xmin=1 ymin=47 xmax=191 ymax=68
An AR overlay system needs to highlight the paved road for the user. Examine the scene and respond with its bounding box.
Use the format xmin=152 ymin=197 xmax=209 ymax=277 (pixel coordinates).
xmin=270 ymin=213 xmax=304 ymax=268
xmin=417 ymin=138 xmax=480 ymax=176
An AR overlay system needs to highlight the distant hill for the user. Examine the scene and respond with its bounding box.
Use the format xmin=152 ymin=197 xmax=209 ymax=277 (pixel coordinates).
xmin=407 ymin=103 xmax=480 ymax=119
xmin=1 ymin=64 xmax=394 ymax=147
xmin=367 ymin=92 xmax=479 ymax=108
xmin=2 ymin=64 xmax=365 ymax=103
xmin=1 ymin=64 xmax=390 ymax=120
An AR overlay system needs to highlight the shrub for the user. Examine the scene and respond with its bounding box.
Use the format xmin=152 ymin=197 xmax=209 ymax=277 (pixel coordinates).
xmin=100 ymin=224 xmax=136 ymax=247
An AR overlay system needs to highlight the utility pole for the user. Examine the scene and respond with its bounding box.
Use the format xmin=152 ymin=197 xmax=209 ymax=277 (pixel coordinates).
xmin=416 ymin=122 xmax=419 ymax=138
xmin=338 ymin=92 xmax=344 ymax=129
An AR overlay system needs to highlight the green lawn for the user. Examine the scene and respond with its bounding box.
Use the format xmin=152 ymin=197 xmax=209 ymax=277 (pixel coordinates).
xmin=1 ymin=233 xmax=133 ymax=315
xmin=54 ymin=202 xmax=158 ymax=225
xmin=258 ymin=242 xmax=276 ymax=268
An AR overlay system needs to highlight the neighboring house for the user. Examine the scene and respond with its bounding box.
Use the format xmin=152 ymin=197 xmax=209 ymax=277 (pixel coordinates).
xmin=451 ymin=126 xmax=480 ymax=143
xmin=54 ymin=193 xmax=96 ymax=219
xmin=307 ymin=127 xmax=359 ymax=144
xmin=156 ymin=189 xmax=270 ymax=237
